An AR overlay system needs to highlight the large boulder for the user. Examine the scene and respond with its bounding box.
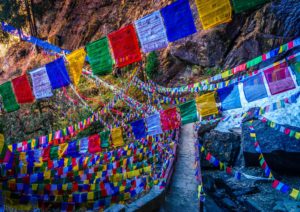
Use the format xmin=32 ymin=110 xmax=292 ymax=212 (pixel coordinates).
xmin=242 ymin=119 xmax=300 ymax=175
xmin=199 ymin=129 xmax=241 ymax=168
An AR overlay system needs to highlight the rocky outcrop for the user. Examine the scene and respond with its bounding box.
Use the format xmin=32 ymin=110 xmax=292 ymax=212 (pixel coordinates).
xmin=199 ymin=129 xmax=241 ymax=168
xmin=242 ymin=119 xmax=300 ymax=175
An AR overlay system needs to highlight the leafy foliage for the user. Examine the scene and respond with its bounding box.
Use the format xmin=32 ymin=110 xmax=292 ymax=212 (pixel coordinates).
xmin=145 ymin=52 xmax=159 ymax=79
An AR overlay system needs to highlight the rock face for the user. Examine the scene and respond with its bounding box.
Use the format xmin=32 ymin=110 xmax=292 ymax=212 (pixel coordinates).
xmin=199 ymin=129 xmax=241 ymax=168
xmin=242 ymin=119 xmax=300 ymax=175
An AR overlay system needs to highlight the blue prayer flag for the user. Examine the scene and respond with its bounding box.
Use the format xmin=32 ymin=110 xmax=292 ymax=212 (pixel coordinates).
xmin=243 ymin=73 xmax=268 ymax=102
xmin=146 ymin=113 xmax=163 ymax=136
xmin=160 ymin=0 xmax=197 ymax=42
xmin=130 ymin=119 xmax=147 ymax=140
xmin=217 ymin=84 xmax=242 ymax=111
xmin=46 ymin=58 xmax=71 ymax=89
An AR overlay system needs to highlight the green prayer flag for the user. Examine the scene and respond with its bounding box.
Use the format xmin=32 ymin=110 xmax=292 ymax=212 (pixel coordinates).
xmin=290 ymin=60 xmax=300 ymax=86
xmin=246 ymin=56 xmax=263 ymax=68
xmin=100 ymin=131 xmax=110 ymax=148
xmin=86 ymin=37 xmax=114 ymax=75
xmin=178 ymin=100 xmax=199 ymax=125
xmin=232 ymin=0 xmax=270 ymax=13
xmin=0 ymin=81 xmax=20 ymax=112
xmin=50 ymin=146 xmax=59 ymax=159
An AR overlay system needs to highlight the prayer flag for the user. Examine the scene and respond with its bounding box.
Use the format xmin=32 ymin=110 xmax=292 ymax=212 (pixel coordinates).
xmin=12 ymin=74 xmax=35 ymax=103
xmin=86 ymin=37 xmax=113 ymax=75
xmin=217 ymin=84 xmax=242 ymax=111
xmin=178 ymin=100 xmax=199 ymax=125
xmin=0 ymin=81 xmax=20 ymax=112
xmin=243 ymin=73 xmax=268 ymax=102
xmin=195 ymin=0 xmax=232 ymax=30
xmin=195 ymin=92 xmax=218 ymax=117
xmin=264 ymin=65 xmax=296 ymax=95
xmin=108 ymin=24 xmax=142 ymax=68
xmin=130 ymin=119 xmax=146 ymax=139
xmin=66 ymin=48 xmax=86 ymax=85
xmin=290 ymin=59 xmax=300 ymax=86
xmin=146 ymin=113 xmax=163 ymax=136
xmin=160 ymin=0 xmax=197 ymax=42
xmin=79 ymin=137 xmax=88 ymax=154
xmin=46 ymin=58 xmax=71 ymax=89
xmin=100 ymin=131 xmax=110 ymax=148
xmin=290 ymin=188 xmax=299 ymax=200
xmin=231 ymin=0 xmax=270 ymax=13
xmin=134 ymin=11 xmax=168 ymax=53
xmin=160 ymin=108 xmax=180 ymax=131
xmin=111 ymin=127 xmax=124 ymax=148
xmin=88 ymin=134 xmax=101 ymax=153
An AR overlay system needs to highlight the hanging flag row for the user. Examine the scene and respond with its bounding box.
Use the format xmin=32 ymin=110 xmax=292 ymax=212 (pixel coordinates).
xmin=134 ymin=38 xmax=300 ymax=96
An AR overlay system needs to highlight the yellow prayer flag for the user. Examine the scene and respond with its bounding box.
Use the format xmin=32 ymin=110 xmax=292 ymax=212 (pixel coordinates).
xmin=124 ymin=192 xmax=130 ymax=200
xmin=295 ymin=132 xmax=300 ymax=140
xmin=0 ymin=134 xmax=4 ymax=153
xmin=88 ymin=192 xmax=94 ymax=201
xmin=44 ymin=170 xmax=51 ymax=180
xmin=62 ymin=184 xmax=68 ymax=191
xmin=111 ymin=127 xmax=124 ymax=148
xmin=196 ymin=0 xmax=232 ymax=30
xmin=58 ymin=143 xmax=68 ymax=158
xmin=66 ymin=48 xmax=86 ymax=85
xmin=32 ymin=184 xmax=38 ymax=191
xmin=143 ymin=166 xmax=151 ymax=173
xmin=8 ymin=145 xmax=12 ymax=152
xmin=250 ymin=133 xmax=256 ymax=138
xmin=90 ymin=184 xmax=95 ymax=191
xmin=196 ymin=92 xmax=218 ymax=117
xmin=290 ymin=189 xmax=299 ymax=200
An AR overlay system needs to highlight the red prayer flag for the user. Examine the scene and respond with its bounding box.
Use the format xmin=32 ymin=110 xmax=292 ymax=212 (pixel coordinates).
xmin=160 ymin=108 xmax=180 ymax=131
xmin=12 ymin=74 xmax=35 ymax=103
xmin=272 ymin=179 xmax=280 ymax=188
xmin=108 ymin=24 xmax=142 ymax=68
xmin=88 ymin=134 xmax=101 ymax=153
xmin=42 ymin=146 xmax=51 ymax=162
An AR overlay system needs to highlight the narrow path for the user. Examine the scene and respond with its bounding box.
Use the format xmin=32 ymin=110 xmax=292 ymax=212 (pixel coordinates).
xmin=160 ymin=123 xmax=199 ymax=212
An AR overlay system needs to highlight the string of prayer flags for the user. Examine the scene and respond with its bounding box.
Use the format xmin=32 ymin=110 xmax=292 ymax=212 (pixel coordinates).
xmin=108 ymin=24 xmax=142 ymax=68
xmin=88 ymin=134 xmax=101 ymax=154
xmin=217 ymin=84 xmax=242 ymax=111
xmin=134 ymin=11 xmax=168 ymax=53
xmin=46 ymin=58 xmax=71 ymax=89
xmin=100 ymin=131 xmax=110 ymax=148
xmin=160 ymin=108 xmax=180 ymax=131
xmin=111 ymin=127 xmax=124 ymax=148
xmin=264 ymin=65 xmax=296 ymax=95
xmin=178 ymin=100 xmax=199 ymax=125
xmin=195 ymin=0 xmax=232 ymax=30
xmin=29 ymin=67 xmax=53 ymax=99
xmin=130 ymin=119 xmax=146 ymax=140
xmin=195 ymin=92 xmax=218 ymax=117
xmin=231 ymin=0 xmax=270 ymax=13
xmin=86 ymin=37 xmax=113 ymax=75
xmin=66 ymin=48 xmax=86 ymax=85
xmin=11 ymin=74 xmax=35 ymax=104
xmin=160 ymin=0 xmax=197 ymax=42
xmin=0 ymin=82 xmax=20 ymax=112
xmin=146 ymin=114 xmax=163 ymax=136
xmin=243 ymin=73 xmax=268 ymax=102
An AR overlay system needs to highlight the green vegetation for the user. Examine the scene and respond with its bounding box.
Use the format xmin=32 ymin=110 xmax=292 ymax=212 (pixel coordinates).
xmin=146 ymin=52 xmax=159 ymax=79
